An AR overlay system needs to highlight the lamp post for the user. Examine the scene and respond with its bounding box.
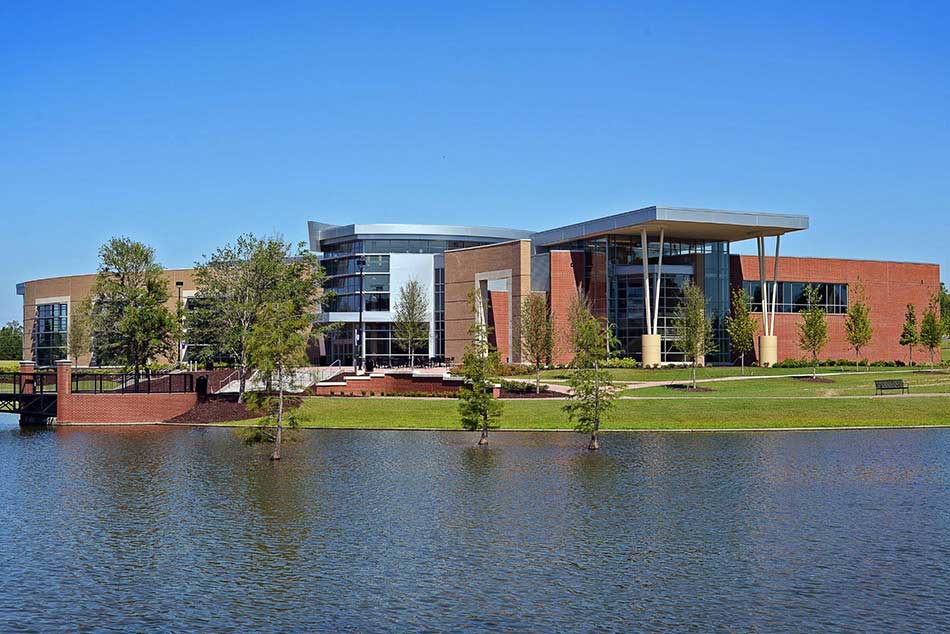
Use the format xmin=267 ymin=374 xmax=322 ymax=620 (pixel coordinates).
xmin=176 ymin=281 xmax=184 ymax=367
xmin=356 ymin=256 xmax=367 ymax=372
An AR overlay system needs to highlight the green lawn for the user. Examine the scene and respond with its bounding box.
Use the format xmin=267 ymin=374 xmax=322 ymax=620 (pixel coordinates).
xmin=943 ymin=341 xmax=950 ymax=364
xmin=218 ymin=392 xmax=950 ymax=430
xmin=623 ymin=370 xmax=950 ymax=398
xmin=0 ymin=360 xmax=21 ymax=372
xmin=538 ymin=364 xmax=916 ymax=383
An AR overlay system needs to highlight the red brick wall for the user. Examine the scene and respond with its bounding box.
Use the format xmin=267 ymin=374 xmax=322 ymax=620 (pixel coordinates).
xmin=732 ymin=255 xmax=941 ymax=362
xmin=488 ymin=290 xmax=511 ymax=362
xmin=311 ymin=373 xmax=464 ymax=396
xmin=550 ymin=251 xmax=584 ymax=365
xmin=55 ymin=362 xmax=198 ymax=423
xmin=58 ymin=392 xmax=198 ymax=424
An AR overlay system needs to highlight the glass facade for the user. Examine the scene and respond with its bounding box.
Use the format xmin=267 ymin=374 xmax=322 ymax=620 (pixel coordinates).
xmin=434 ymin=267 xmax=445 ymax=357
xmin=742 ymin=281 xmax=848 ymax=314
xmin=34 ymin=302 xmax=68 ymax=366
xmin=548 ymin=236 xmax=731 ymax=363
xmin=320 ymin=237 xmax=490 ymax=365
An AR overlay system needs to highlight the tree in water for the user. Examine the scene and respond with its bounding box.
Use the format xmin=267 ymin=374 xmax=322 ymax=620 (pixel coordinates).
xmin=562 ymin=291 xmax=617 ymax=451
xmin=797 ymin=284 xmax=829 ymax=379
xmin=457 ymin=289 xmax=503 ymax=445
xmin=520 ymin=292 xmax=554 ymax=393
xmin=190 ymin=234 xmax=289 ymax=403
xmin=844 ymin=282 xmax=873 ymax=371
xmin=392 ymin=278 xmax=430 ymax=368
xmin=919 ymin=295 xmax=943 ymax=370
xmin=88 ymin=237 xmax=179 ymax=383
xmin=724 ymin=287 xmax=756 ymax=376
xmin=899 ymin=304 xmax=920 ymax=367
xmin=672 ymin=281 xmax=716 ymax=389
xmin=243 ymin=240 xmax=327 ymax=460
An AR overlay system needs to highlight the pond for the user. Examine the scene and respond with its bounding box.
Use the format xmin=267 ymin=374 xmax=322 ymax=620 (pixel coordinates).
xmin=1 ymin=413 xmax=949 ymax=632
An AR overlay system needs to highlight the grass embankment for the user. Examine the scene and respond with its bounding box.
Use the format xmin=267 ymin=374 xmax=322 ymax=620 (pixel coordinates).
xmin=623 ymin=370 xmax=950 ymax=398
xmin=538 ymin=364 xmax=918 ymax=383
xmin=218 ymin=390 xmax=950 ymax=431
xmin=0 ymin=360 xmax=20 ymax=372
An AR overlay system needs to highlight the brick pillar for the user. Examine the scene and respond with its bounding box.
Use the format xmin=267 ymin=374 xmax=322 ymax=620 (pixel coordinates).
xmin=19 ymin=361 xmax=34 ymax=394
xmin=55 ymin=360 xmax=72 ymax=423
xmin=56 ymin=360 xmax=72 ymax=395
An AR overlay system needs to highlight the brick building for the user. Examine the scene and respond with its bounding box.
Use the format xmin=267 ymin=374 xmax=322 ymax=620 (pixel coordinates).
xmin=17 ymin=205 xmax=942 ymax=368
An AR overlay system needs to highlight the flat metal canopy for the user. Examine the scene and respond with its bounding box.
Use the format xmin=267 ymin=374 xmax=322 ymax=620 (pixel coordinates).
xmin=530 ymin=206 xmax=809 ymax=246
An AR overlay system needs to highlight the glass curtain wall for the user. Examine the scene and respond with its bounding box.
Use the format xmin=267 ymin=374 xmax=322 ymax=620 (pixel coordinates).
xmin=33 ymin=303 xmax=68 ymax=366
xmin=562 ymin=236 xmax=731 ymax=364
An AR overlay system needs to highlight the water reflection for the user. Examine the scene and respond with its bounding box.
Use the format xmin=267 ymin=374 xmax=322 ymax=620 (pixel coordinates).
xmin=1 ymin=414 xmax=949 ymax=631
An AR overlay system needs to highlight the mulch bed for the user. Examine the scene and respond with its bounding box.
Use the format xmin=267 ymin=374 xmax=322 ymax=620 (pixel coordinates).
xmin=165 ymin=395 xmax=302 ymax=424
xmin=666 ymin=384 xmax=715 ymax=393
xmin=793 ymin=376 xmax=835 ymax=383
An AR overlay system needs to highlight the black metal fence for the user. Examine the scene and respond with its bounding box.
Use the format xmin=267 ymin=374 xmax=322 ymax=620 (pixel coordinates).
xmin=0 ymin=372 xmax=57 ymax=395
xmin=71 ymin=372 xmax=194 ymax=394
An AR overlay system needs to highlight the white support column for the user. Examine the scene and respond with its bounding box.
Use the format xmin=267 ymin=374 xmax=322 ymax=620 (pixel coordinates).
xmin=653 ymin=228 xmax=664 ymax=334
xmin=640 ymin=229 xmax=661 ymax=366
xmin=770 ymin=235 xmax=781 ymax=336
xmin=640 ymin=229 xmax=652 ymax=335
xmin=757 ymin=236 xmax=778 ymax=367
xmin=757 ymin=237 xmax=768 ymax=325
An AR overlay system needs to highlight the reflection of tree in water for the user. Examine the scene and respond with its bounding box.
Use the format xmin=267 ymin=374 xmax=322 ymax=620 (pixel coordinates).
xmin=460 ymin=445 xmax=498 ymax=477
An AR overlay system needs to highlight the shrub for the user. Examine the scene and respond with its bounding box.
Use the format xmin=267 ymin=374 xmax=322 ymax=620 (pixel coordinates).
xmin=498 ymin=379 xmax=549 ymax=394
xmin=494 ymin=363 xmax=535 ymax=377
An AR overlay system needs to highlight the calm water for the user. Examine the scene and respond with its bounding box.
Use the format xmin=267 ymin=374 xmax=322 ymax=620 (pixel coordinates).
xmin=2 ymin=414 xmax=949 ymax=632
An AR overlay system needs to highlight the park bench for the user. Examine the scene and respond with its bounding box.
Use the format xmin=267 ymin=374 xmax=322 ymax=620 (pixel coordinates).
xmin=875 ymin=379 xmax=909 ymax=395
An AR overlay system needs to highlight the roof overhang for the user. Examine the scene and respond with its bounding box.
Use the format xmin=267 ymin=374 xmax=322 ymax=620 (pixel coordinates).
xmin=530 ymin=206 xmax=809 ymax=247
xmin=308 ymin=220 xmax=533 ymax=251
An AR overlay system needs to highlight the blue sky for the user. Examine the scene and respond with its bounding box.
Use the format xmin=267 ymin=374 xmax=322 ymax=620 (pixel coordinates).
xmin=2 ymin=1 xmax=948 ymax=323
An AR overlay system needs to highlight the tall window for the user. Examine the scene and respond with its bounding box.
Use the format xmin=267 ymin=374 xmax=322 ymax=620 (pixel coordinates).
xmin=34 ymin=302 xmax=68 ymax=366
xmin=434 ymin=267 xmax=445 ymax=357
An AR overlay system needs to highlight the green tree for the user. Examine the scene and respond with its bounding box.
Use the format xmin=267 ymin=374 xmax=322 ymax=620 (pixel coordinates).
xmin=88 ymin=237 xmax=179 ymax=381
xmin=190 ymin=234 xmax=290 ymax=402
xmin=920 ymin=295 xmax=943 ymax=369
xmin=672 ymin=281 xmax=716 ymax=388
xmin=941 ymin=282 xmax=950 ymax=336
xmin=457 ymin=289 xmax=503 ymax=445
xmin=520 ymin=292 xmax=554 ymax=393
xmin=68 ymin=299 xmax=92 ymax=366
xmin=724 ymin=287 xmax=756 ymax=376
xmin=392 ymin=278 xmax=430 ymax=368
xmin=899 ymin=304 xmax=920 ymax=366
xmin=243 ymin=240 xmax=327 ymax=460
xmin=0 ymin=320 xmax=23 ymax=360
xmin=844 ymin=282 xmax=873 ymax=371
xmin=562 ymin=292 xmax=617 ymax=451
xmin=797 ymin=284 xmax=829 ymax=379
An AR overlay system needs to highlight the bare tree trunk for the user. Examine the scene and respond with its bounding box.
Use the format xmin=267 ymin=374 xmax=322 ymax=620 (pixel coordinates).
xmin=238 ymin=365 xmax=247 ymax=404
xmin=271 ymin=366 xmax=284 ymax=461
xmin=813 ymin=355 xmax=817 ymax=380
xmin=691 ymin=360 xmax=697 ymax=389
xmin=741 ymin=353 xmax=745 ymax=376
xmin=478 ymin=415 xmax=488 ymax=445
xmin=588 ymin=428 xmax=599 ymax=451
xmin=536 ymin=364 xmax=541 ymax=394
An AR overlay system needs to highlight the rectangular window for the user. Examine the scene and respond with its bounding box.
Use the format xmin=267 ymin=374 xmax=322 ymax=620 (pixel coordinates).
xmin=742 ymin=281 xmax=848 ymax=314
xmin=33 ymin=302 xmax=68 ymax=366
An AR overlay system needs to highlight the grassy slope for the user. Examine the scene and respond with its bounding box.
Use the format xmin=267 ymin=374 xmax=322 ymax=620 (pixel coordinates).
xmin=538 ymin=364 xmax=916 ymax=383
xmin=0 ymin=360 xmax=20 ymax=372
xmin=623 ymin=370 xmax=950 ymax=398
xmin=221 ymin=392 xmax=950 ymax=430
